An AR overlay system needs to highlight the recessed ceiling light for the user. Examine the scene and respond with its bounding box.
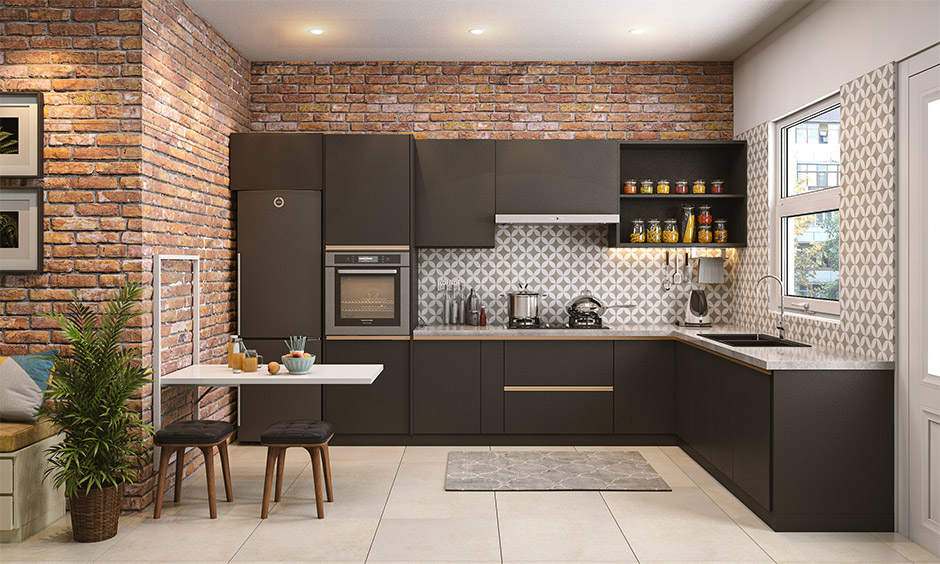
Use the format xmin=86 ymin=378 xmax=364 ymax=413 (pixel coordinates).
xmin=629 ymin=28 xmax=645 ymax=35
xmin=309 ymin=28 xmax=324 ymax=35
xmin=469 ymin=28 xmax=485 ymax=35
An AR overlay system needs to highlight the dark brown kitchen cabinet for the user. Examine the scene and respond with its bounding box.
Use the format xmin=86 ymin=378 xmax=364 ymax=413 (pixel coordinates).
xmin=324 ymin=134 xmax=412 ymax=247
xmin=503 ymin=340 xmax=614 ymax=434
xmin=731 ymin=362 xmax=771 ymax=510
xmin=230 ymin=133 xmax=323 ymax=191
xmin=614 ymin=340 xmax=675 ymax=434
xmin=495 ymin=140 xmax=619 ymax=215
xmin=674 ymin=343 xmax=694 ymax=444
xmin=413 ymin=341 xmax=481 ymax=434
xmin=414 ymin=139 xmax=495 ymax=248
xmin=322 ymin=339 xmax=409 ymax=434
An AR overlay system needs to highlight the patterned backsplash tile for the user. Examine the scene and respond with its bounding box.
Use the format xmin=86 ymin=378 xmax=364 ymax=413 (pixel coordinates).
xmin=417 ymin=224 xmax=737 ymax=326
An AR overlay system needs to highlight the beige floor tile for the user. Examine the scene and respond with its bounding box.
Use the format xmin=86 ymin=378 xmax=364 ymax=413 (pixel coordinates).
xmin=382 ymin=462 xmax=497 ymax=520
xmin=271 ymin=466 xmax=396 ymax=520
xmin=95 ymin=512 xmax=260 ymax=562
xmin=0 ymin=511 xmax=144 ymax=562
xmin=401 ymin=445 xmax=490 ymax=464
xmin=497 ymin=516 xmax=637 ymax=562
xmin=740 ymin=527 xmax=916 ymax=563
xmin=870 ymin=532 xmax=940 ymax=562
xmin=367 ymin=517 xmax=501 ymax=562
xmin=327 ymin=446 xmax=405 ymax=462
xmin=490 ymin=445 xmax=577 ymax=451
xmin=231 ymin=517 xmax=379 ymax=562
xmin=604 ymin=487 xmax=772 ymax=563
xmin=496 ymin=490 xmax=619 ymax=521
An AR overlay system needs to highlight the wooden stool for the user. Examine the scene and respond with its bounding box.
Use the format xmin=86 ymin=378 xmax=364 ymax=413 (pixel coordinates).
xmin=260 ymin=420 xmax=334 ymax=519
xmin=153 ymin=420 xmax=235 ymax=519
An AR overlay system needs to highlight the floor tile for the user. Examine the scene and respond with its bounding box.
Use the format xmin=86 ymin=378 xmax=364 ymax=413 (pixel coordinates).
xmin=871 ymin=532 xmax=940 ymax=562
xmin=382 ymin=461 xmax=497 ymax=520
xmin=604 ymin=487 xmax=773 ymax=562
xmin=0 ymin=511 xmax=144 ymax=562
xmin=231 ymin=517 xmax=379 ymax=562
xmin=401 ymin=445 xmax=490 ymax=464
xmin=739 ymin=527 xmax=916 ymax=563
xmin=367 ymin=517 xmax=501 ymax=562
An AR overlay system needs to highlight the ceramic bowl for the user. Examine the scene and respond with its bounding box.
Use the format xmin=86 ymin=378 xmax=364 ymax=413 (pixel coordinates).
xmin=282 ymin=354 xmax=316 ymax=374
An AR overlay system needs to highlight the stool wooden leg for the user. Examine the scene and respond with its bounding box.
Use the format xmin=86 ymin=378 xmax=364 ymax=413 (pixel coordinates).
xmin=174 ymin=447 xmax=185 ymax=502
xmin=218 ymin=440 xmax=234 ymax=503
xmin=154 ymin=446 xmax=172 ymax=519
xmin=274 ymin=447 xmax=287 ymax=502
xmin=319 ymin=443 xmax=333 ymax=502
xmin=261 ymin=447 xmax=278 ymax=519
xmin=305 ymin=447 xmax=324 ymax=519
xmin=200 ymin=446 xmax=217 ymax=519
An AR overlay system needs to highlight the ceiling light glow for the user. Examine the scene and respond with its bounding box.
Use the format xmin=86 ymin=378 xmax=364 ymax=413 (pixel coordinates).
xmin=469 ymin=28 xmax=485 ymax=35
xmin=629 ymin=28 xmax=644 ymax=35
xmin=309 ymin=28 xmax=324 ymax=35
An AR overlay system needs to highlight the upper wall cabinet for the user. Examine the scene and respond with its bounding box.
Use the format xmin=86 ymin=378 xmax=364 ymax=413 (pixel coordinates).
xmin=230 ymin=133 xmax=323 ymax=191
xmin=324 ymin=134 xmax=412 ymax=247
xmin=495 ymin=140 xmax=619 ymax=216
xmin=414 ymin=139 xmax=496 ymax=248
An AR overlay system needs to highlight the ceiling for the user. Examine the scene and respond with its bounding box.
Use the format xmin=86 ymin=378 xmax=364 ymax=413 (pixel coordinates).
xmin=184 ymin=0 xmax=813 ymax=62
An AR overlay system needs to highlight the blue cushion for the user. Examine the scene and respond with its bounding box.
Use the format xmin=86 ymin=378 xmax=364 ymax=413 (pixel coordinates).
xmin=0 ymin=351 xmax=55 ymax=422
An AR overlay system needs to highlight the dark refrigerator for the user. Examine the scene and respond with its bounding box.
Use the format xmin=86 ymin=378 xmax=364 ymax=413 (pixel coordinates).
xmin=237 ymin=189 xmax=322 ymax=442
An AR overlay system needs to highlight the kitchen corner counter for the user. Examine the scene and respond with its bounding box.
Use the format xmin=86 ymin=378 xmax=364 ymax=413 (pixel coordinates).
xmin=412 ymin=324 xmax=894 ymax=372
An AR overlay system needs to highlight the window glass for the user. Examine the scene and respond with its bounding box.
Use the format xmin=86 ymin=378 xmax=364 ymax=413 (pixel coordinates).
xmin=783 ymin=105 xmax=840 ymax=196
xmin=782 ymin=210 xmax=839 ymax=301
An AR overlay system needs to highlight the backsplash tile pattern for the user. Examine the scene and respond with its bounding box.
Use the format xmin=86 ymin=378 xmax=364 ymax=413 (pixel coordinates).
xmin=732 ymin=64 xmax=896 ymax=361
xmin=417 ymin=224 xmax=736 ymax=326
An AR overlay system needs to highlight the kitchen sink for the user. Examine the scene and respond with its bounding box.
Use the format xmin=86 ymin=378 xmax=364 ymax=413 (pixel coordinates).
xmin=698 ymin=333 xmax=811 ymax=347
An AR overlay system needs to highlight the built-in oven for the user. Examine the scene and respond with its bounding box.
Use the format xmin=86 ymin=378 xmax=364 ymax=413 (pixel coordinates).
xmin=325 ymin=250 xmax=410 ymax=335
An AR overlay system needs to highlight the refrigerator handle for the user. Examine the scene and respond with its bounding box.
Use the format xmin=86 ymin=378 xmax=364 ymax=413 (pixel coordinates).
xmin=237 ymin=252 xmax=241 ymax=335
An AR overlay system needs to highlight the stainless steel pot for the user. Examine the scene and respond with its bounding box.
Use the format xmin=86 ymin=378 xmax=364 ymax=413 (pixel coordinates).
xmin=501 ymin=283 xmax=543 ymax=320
xmin=566 ymin=291 xmax=636 ymax=318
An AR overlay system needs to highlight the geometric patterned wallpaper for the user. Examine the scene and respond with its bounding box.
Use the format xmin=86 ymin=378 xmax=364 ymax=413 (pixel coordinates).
xmin=731 ymin=64 xmax=896 ymax=361
xmin=417 ymin=224 xmax=737 ymax=327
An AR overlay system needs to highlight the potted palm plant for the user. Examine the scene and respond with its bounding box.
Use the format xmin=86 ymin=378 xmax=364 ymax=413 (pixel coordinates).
xmin=39 ymin=282 xmax=153 ymax=542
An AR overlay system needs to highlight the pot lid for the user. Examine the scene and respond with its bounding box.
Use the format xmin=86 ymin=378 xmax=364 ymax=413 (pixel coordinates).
xmin=507 ymin=282 xmax=540 ymax=296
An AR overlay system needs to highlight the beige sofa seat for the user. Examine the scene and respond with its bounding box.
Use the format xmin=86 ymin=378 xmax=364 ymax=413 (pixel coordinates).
xmin=0 ymin=421 xmax=66 ymax=543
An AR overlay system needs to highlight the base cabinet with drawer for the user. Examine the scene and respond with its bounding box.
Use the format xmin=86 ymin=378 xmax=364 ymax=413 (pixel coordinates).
xmin=0 ymin=433 xmax=66 ymax=543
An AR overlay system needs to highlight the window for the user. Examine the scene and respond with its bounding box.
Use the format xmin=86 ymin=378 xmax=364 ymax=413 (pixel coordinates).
xmin=772 ymin=94 xmax=841 ymax=317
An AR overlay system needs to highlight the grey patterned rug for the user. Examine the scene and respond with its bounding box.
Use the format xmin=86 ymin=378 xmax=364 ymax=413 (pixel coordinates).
xmin=445 ymin=450 xmax=671 ymax=491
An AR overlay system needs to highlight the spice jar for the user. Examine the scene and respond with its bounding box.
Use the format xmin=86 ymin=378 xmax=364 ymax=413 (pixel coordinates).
xmin=663 ymin=219 xmax=679 ymax=243
xmin=680 ymin=204 xmax=696 ymax=243
xmin=630 ymin=219 xmax=646 ymax=243
xmin=697 ymin=204 xmax=712 ymax=226
xmin=646 ymin=219 xmax=662 ymax=243
xmin=714 ymin=218 xmax=728 ymax=243
xmin=698 ymin=225 xmax=714 ymax=244
xmin=639 ymin=179 xmax=654 ymax=194
xmin=656 ymin=179 xmax=670 ymax=194
xmin=692 ymin=179 xmax=706 ymax=194
xmin=674 ymin=180 xmax=689 ymax=194
xmin=623 ymin=179 xmax=637 ymax=194
xmin=710 ymin=179 xmax=725 ymax=194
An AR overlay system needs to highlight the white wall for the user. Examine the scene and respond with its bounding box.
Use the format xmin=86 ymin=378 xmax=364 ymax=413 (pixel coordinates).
xmin=734 ymin=0 xmax=940 ymax=135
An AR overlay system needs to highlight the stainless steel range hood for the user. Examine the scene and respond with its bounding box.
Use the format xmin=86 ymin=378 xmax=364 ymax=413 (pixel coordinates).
xmin=495 ymin=214 xmax=620 ymax=224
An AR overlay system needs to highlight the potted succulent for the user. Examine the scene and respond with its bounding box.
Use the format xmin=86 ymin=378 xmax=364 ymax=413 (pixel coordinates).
xmin=39 ymin=283 xmax=153 ymax=542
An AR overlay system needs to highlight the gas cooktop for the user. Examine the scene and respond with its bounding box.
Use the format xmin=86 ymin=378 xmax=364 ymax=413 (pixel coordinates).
xmin=505 ymin=320 xmax=610 ymax=330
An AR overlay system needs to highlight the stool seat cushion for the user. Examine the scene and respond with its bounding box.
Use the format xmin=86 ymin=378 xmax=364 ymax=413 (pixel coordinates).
xmin=155 ymin=420 xmax=234 ymax=445
xmin=261 ymin=420 xmax=334 ymax=445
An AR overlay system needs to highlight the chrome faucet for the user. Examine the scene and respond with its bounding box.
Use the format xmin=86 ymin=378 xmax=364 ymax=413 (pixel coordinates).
xmin=756 ymin=274 xmax=787 ymax=339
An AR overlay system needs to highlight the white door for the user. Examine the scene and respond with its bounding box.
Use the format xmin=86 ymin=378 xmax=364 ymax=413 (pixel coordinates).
xmin=899 ymin=44 xmax=940 ymax=556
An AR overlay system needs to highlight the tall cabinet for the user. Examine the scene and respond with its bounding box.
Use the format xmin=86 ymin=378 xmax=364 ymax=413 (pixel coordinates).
xmin=231 ymin=133 xmax=324 ymax=442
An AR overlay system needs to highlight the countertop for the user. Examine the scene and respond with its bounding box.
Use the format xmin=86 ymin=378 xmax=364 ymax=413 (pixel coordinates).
xmin=412 ymin=323 xmax=894 ymax=371
xmin=159 ymin=362 xmax=384 ymax=385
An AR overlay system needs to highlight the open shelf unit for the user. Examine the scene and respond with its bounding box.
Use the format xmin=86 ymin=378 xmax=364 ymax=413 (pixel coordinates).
xmin=608 ymin=140 xmax=748 ymax=248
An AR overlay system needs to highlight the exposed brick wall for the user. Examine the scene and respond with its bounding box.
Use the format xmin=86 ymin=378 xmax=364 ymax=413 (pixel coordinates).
xmin=1 ymin=0 xmax=248 ymax=511
xmin=135 ymin=0 xmax=249 ymax=510
xmin=0 ymin=0 xmax=144 ymax=352
xmin=249 ymin=61 xmax=733 ymax=139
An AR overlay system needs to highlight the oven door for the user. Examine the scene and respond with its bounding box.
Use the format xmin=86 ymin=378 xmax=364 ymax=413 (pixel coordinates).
xmin=326 ymin=266 xmax=410 ymax=335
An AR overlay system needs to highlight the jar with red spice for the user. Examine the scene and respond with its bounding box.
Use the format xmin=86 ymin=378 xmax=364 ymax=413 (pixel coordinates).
xmin=674 ymin=180 xmax=689 ymax=194
xmin=710 ymin=179 xmax=725 ymax=194
xmin=697 ymin=204 xmax=712 ymax=226
xmin=623 ymin=179 xmax=637 ymax=194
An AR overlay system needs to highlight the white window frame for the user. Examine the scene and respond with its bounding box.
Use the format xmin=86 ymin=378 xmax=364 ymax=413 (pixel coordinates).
xmin=770 ymin=93 xmax=841 ymax=319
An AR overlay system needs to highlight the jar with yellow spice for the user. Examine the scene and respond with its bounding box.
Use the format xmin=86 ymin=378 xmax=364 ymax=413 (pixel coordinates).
xmin=692 ymin=179 xmax=706 ymax=194
xmin=646 ymin=219 xmax=662 ymax=243
xmin=630 ymin=219 xmax=646 ymax=243
xmin=663 ymin=219 xmax=679 ymax=243
xmin=656 ymin=179 xmax=670 ymax=194
xmin=639 ymin=179 xmax=654 ymax=194
xmin=714 ymin=218 xmax=729 ymax=243
xmin=697 ymin=224 xmax=713 ymax=244
xmin=680 ymin=204 xmax=696 ymax=243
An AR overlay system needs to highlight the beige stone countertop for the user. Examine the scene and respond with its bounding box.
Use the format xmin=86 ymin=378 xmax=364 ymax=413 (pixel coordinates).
xmin=412 ymin=323 xmax=895 ymax=372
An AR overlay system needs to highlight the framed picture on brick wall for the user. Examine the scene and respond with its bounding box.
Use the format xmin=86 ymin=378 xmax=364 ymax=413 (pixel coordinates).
xmin=0 ymin=188 xmax=43 ymax=273
xmin=0 ymin=92 xmax=44 ymax=178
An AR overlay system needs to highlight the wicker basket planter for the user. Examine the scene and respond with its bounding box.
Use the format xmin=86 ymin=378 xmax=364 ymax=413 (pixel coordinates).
xmin=68 ymin=485 xmax=121 ymax=542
